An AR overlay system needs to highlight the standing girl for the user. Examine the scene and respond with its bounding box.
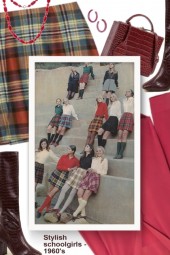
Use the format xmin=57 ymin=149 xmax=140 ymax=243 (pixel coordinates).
xmin=72 ymin=146 xmax=108 ymax=219
xmin=102 ymin=63 xmax=119 ymax=105
xmin=47 ymin=98 xmax=63 ymax=144
xmin=35 ymin=138 xmax=59 ymax=208
xmin=97 ymin=94 xmax=121 ymax=148
xmin=77 ymin=63 xmax=95 ymax=99
xmin=67 ymin=68 xmax=80 ymax=100
xmin=53 ymin=98 xmax=78 ymax=146
xmin=44 ymin=144 xmax=94 ymax=223
xmin=36 ymin=145 xmax=79 ymax=218
xmin=114 ymin=89 xmax=134 ymax=159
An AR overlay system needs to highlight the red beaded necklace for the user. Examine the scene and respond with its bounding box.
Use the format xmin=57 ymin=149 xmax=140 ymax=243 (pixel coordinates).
xmin=3 ymin=0 xmax=51 ymax=44
xmin=10 ymin=0 xmax=39 ymax=8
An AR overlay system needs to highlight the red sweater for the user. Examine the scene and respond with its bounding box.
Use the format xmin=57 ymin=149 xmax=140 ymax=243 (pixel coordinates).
xmin=95 ymin=102 xmax=108 ymax=120
xmin=57 ymin=154 xmax=80 ymax=172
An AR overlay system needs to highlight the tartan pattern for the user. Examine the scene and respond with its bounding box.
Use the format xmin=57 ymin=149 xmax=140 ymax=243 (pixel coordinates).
xmin=118 ymin=112 xmax=134 ymax=132
xmin=0 ymin=2 xmax=98 ymax=145
xmin=48 ymin=169 xmax=69 ymax=190
xmin=88 ymin=116 xmax=103 ymax=133
xmin=58 ymin=114 xmax=72 ymax=129
xmin=35 ymin=161 xmax=44 ymax=184
xmin=48 ymin=114 xmax=61 ymax=128
xmin=79 ymin=73 xmax=89 ymax=83
xmin=79 ymin=171 xmax=100 ymax=193
xmin=66 ymin=167 xmax=87 ymax=189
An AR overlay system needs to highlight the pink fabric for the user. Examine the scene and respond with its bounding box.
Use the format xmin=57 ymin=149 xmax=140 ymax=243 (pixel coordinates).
xmin=150 ymin=92 xmax=170 ymax=168
xmin=80 ymin=232 xmax=109 ymax=255
xmin=80 ymin=93 xmax=170 ymax=255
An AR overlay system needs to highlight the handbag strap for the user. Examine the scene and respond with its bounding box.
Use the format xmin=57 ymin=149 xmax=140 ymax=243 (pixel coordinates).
xmin=126 ymin=14 xmax=154 ymax=32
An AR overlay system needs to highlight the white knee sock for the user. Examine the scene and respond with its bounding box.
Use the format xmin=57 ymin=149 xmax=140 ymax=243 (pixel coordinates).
xmin=73 ymin=199 xmax=87 ymax=217
xmin=60 ymin=188 xmax=77 ymax=213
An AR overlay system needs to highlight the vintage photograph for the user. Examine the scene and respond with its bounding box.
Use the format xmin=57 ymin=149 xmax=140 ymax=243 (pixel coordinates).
xmin=29 ymin=56 xmax=140 ymax=231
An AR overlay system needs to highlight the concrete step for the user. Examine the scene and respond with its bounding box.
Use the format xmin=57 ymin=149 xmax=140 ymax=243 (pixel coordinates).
xmin=36 ymin=175 xmax=134 ymax=224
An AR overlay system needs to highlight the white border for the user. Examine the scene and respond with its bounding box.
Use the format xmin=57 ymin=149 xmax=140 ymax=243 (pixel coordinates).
xmin=29 ymin=56 xmax=141 ymax=231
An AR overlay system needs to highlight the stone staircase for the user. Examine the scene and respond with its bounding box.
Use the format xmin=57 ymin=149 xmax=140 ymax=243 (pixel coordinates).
xmin=35 ymin=63 xmax=134 ymax=224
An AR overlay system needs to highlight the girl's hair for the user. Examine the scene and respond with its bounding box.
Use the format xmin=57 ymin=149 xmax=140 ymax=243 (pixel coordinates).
xmin=108 ymin=63 xmax=117 ymax=73
xmin=63 ymin=98 xmax=69 ymax=104
xmin=110 ymin=93 xmax=118 ymax=102
xmin=69 ymin=145 xmax=76 ymax=154
xmin=95 ymin=146 xmax=105 ymax=162
xmin=81 ymin=144 xmax=95 ymax=159
xmin=130 ymin=89 xmax=134 ymax=97
xmin=38 ymin=138 xmax=50 ymax=151
xmin=56 ymin=98 xmax=62 ymax=103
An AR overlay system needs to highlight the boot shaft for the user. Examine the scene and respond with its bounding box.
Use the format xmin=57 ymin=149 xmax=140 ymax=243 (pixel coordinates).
xmin=0 ymin=152 xmax=19 ymax=212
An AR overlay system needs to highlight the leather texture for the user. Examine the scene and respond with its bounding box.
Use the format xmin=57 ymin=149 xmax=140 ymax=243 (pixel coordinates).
xmin=102 ymin=14 xmax=164 ymax=77
xmin=0 ymin=152 xmax=41 ymax=255
xmin=143 ymin=0 xmax=170 ymax=91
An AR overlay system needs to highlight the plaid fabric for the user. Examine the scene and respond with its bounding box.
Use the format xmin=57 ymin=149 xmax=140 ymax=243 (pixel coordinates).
xmin=118 ymin=112 xmax=134 ymax=132
xmin=88 ymin=116 xmax=103 ymax=133
xmin=35 ymin=161 xmax=44 ymax=184
xmin=48 ymin=114 xmax=61 ymax=128
xmin=0 ymin=2 xmax=98 ymax=145
xmin=58 ymin=114 xmax=72 ymax=129
xmin=48 ymin=169 xmax=69 ymax=190
xmin=66 ymin=167 xmax=87 ymax=189
xmin=102 ymin=116 xmax=118 ymax=135
xmin=79 ymin=171 xmax=100 ymax=193
xmin=79 ymin=73 xmax=89 ymax=84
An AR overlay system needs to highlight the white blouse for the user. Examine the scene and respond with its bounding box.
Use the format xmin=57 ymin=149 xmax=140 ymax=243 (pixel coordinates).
xmin=123 ymin=97 xmax=134 ymax=114
xmin=91 ymin=157 xmax=108 ymax=175
xmin=35 ymin=149 xmax=59 ymax=164
xmin=108 ymin=101 xmax=122 ymax=120
xmin=62 ymin=104 xmax=78 ymax=120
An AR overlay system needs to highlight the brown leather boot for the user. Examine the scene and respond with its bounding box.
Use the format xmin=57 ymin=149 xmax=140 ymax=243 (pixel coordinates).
xmin=143 ymin=0 xmax=170 ymax=91
xmin=0 ymin=152 xmax=41 ymax=255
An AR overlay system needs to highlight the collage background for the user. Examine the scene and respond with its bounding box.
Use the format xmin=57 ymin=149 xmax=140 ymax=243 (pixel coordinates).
xmin=0 ymin=0 xmax=167 ymax=254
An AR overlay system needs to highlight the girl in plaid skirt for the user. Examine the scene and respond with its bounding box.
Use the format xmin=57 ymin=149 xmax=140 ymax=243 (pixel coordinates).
xmin=36 ymin=145 xmax=79 ymax=218
xmin=77 ymin=63 xmax=95 ymax=99
xmin=44 ymin=144 xmax=94 ymax=223
xmin=47 ymin=98 xmax=63 ymax=144
xmin=81 ymin=96 xmax=108 ymax=153
xmin=52 ymin=98 xmax=78 ymax=147
xmin=72 ymin=146 xmax=108 ymax=220
xmin=102 ymin=63 xmax=119 ymax=105
xmin=35 ymin=138 xmax=59 ymax=208
xmin=114 ymin=89 xmax=134 ymax=159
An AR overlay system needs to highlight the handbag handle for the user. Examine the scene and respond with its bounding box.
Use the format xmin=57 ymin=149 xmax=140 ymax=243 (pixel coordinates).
xmin=126 ymin=14 xmax=154 ymax=33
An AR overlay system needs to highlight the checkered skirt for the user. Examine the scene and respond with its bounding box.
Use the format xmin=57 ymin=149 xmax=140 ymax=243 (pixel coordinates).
xmin=0 ymin=2 xmax=98 ymax=145
xmin=88 ymin=116 xmax=103 ymax=133
xmin=58 ymin=115 xmax=72 ymax=129
xmin=79 ymin=73 xmax=89 ymax=84
xmin=35 ymin=161 xmax=44 ymax=184
xmin=48 ymin=169 xmax=69 ymax=190
xmin=118 ymin=112 xmax=134 ymax=132
xmin=79 ymin=171 xmax=100 ymax=193
xmin=48 ymin=114 xmax=61 ymax=128
xmin=66 ymin=167 xmax=87 ymax=189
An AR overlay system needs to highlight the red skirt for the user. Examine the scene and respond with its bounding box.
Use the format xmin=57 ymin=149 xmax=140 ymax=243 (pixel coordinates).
xmin=118 ymin=112 xmax=134 ymax=132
